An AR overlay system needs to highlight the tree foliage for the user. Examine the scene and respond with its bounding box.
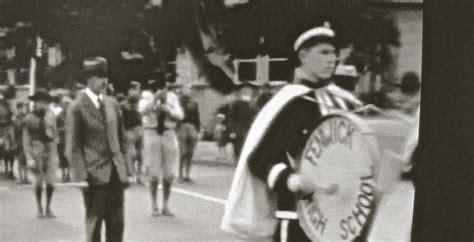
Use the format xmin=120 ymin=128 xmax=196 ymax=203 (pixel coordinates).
xmin=0 ymin=0 xmax=400 ymax=94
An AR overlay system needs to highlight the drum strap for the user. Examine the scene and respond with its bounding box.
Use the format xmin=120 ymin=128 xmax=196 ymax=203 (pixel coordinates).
xmin=275 ymin=211 xmax=298 ymax=220
xmin=280 ymin=219 xmax=290 ymax=242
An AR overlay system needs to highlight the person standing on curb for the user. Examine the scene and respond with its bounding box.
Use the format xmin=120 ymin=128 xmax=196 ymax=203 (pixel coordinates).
xmin=177 ymin=84 xmax=200 ymax=182
xmin=23 ymin=89 xmax=59 ymax=218
xmin=139 ymin=74 xmax=183 ymax=217
xmin=13 ymin=102 xmax=30 ymax=184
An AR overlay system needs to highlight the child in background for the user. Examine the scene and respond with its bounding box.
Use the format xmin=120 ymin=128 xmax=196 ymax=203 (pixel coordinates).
xmin=57 ymin=96 xmax=72 ymax=182
xmin=214 ymin=113 xmax=227 ymax=162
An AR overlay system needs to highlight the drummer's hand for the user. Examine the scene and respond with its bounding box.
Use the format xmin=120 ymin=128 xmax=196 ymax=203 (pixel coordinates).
xmin=287 ymin=174 xmax=314 ymax=194
xmin=288 ymin=174 xmax=339 ymax=195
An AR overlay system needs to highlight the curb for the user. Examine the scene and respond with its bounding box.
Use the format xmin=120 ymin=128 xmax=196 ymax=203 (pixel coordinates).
xmin=193 ymin=159 xmax=236 ymax=167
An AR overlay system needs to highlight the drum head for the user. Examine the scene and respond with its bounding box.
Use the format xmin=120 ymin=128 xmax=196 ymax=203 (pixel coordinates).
xmin=296 ymin=113 xmax=378 ymax=241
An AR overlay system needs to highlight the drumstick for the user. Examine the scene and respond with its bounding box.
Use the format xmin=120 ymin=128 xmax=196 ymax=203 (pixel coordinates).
xmin=286 ymin=152 xmax=296 ymax=169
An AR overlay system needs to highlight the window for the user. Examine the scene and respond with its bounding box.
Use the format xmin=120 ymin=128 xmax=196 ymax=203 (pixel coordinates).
xmin=237 ymin=61 xmax=256 ymax=82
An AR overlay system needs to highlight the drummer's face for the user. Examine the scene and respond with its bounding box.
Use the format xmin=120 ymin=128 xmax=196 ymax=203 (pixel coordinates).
xmin=299 ymin=42 xmax=337 ymax=81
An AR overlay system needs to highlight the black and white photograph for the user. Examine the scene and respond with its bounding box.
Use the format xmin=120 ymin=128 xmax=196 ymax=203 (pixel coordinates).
xmin=0 ymin=0 xmax=471 ymax=241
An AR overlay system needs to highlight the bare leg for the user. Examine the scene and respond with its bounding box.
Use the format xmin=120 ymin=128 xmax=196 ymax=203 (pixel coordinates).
xmin=7 ymin=155 xmax=14 ymax=179
xmin=35 ymin=183 xmax=44 ymax=218
xmin=150 ymin=179 xmax=160 ymax=216
xmin=184 ymin=155 xmax=192 ymax=181
xmin=18 ymin=164 xmax=24 ymax=182
xmin=136 ymin=162 xmax=142 ymax=184
xmin=65 ymin=168 xmax=70 ymax=182
xmin=61 ymin=168 xmax=66 ymax=182
xmin=219 ymin=147 xmax=226 ymax=161
xmin=45 ymin=184 xmax=55 ymax=218
xmin=178 ymin=156 xmax=184 ymax=180
xmin=23 ymin=168 xmax=30 ymax=183
xmin=162 ymin=178 xmax=174 ymax=216
xmin=3 ymin=158 xmax=9 ymax=175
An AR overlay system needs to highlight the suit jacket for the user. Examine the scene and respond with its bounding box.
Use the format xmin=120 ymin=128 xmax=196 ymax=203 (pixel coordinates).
xmin=66 ymin=92 xmax=130 ymax=185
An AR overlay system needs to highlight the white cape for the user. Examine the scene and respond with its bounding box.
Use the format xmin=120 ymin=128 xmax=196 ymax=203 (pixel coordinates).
xmin=220 ymin=84 xmax=311 ymax=239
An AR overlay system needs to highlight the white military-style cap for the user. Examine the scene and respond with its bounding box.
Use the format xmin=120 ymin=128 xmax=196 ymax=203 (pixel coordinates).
xmin=293 ymin=22 xmax=335 ymax=51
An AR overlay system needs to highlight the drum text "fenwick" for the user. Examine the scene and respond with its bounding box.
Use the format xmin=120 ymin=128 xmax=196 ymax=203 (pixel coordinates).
xmin=304 ymin=119 xmax=356 ymax=166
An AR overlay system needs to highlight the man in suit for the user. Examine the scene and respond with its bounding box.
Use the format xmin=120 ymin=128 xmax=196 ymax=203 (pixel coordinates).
xmin=66 ymin=57 xmax=131 ymax=242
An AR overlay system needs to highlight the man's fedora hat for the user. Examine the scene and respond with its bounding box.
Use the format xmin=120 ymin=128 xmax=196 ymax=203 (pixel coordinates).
xmin=28 ymin=89 xmax=52 ymax=102
xmin=82 ymin=56 xmax=108 ymax=77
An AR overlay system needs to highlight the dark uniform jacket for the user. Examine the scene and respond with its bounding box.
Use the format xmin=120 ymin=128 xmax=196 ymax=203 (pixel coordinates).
xmin=247 ymin=79 xmax=360 ymax=211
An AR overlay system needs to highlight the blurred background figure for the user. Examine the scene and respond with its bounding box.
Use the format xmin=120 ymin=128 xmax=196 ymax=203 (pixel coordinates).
xmin=359 ymin=71 xmax=421 ymax=114
xmin=220 ymin=82 xmax=258 ymax=163
xmin=386 ymin=71 xmax=421 ymax=115
xmin=13 ymin=102 xmax=30 ymax=184
xmin=50 ymin=96 xmax=63 ymax=117
xmin=122 ymin=90 xmax=143 ymax=185
xmin=128 ymin=81 xmax=142 ymax=99
xmin=334 ymin=64 xmax=359 ymax=93
xmin=176 ymin=84 xmax=200 ymax=182
xmin=57 ymin=95 xmax=72 ymax=182
xmin=23 ymin=89 xmax=59 ymax=219
xmin=107 ymin=83 xmax=116 ymax=96
xmin=139 ymin=78 xmax=161 ymax=215
xmin=213 ymin=113 xmax=228 ymax=163
xmin=0 ymin=99 xmax=15 ymax=179
xmin=139 ymin=73 xmax=184 ymax=216
xmin=116 ymin=93 xmax=127 ymax=108
xmin=254 ymin=83 xmax=273 ymax=111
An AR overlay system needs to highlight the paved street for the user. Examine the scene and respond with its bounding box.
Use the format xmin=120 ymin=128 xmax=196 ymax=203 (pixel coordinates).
xmin=0 ymin=136 xmax=414 ymax=241
xmin=0 ymin=162 xmax=243 ymax=241
xmin=0 ymin=141 xmax=247 ymax=241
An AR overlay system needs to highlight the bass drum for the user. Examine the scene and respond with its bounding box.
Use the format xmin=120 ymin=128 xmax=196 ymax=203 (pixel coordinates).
xmin=295 ymin=112 xmax=382 ymax=241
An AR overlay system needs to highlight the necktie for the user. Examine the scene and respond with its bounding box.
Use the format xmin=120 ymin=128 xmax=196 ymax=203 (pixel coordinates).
xmin=98 ymin=96 xmax=105 ymax=116
xmin=157 ymin=93 xmax=167 ymax=135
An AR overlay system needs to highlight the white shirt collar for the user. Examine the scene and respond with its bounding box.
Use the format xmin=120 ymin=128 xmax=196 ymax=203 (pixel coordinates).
xmin=85 ymin=88 xmax=103 ymax=108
